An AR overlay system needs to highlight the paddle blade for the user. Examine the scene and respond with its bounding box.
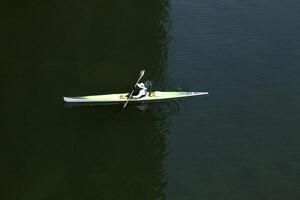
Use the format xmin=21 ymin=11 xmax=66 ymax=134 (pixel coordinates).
xmin=140 ymin=69 xmax=145 ymax=77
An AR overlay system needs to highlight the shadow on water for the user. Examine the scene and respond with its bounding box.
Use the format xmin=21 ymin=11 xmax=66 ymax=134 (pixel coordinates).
xmin=1 ymin=0 xmax=172 ymax=199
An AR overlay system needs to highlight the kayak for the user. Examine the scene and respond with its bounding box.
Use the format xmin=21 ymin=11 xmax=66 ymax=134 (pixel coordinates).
xmin=63 ymin=91 xmax=208 ymax=103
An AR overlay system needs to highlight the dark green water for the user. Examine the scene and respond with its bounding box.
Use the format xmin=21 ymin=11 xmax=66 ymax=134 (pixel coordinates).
xmin=2 ymin=0 xmax=300 ymax=199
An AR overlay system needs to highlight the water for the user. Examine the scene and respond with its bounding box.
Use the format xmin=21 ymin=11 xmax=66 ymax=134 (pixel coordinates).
xmin=1 ymin=0 xmax=300 ymax=199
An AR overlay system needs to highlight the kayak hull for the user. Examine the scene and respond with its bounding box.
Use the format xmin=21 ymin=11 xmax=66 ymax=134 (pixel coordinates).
xmin=63 ymin=91 xmax=208 ymax=103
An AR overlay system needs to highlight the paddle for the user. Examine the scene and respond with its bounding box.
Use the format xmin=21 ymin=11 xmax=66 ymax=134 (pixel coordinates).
xmin=123 ymin=69 xmax=145 ymax=109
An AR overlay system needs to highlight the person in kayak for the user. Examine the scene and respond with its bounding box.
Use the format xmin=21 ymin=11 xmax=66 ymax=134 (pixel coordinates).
xmin=131 ymin=82 xmax=148 ymax=99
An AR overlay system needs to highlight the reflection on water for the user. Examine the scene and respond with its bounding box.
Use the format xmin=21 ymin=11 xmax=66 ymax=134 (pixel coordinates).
xmin=1 ymin=0 xmax=171 ymax=199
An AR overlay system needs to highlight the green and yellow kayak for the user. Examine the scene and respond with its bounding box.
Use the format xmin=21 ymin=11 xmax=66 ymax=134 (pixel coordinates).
xmin=63 ymin=91 xmax=208 ymax=103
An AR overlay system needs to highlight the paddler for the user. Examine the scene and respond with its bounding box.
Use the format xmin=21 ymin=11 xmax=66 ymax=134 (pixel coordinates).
xmin=131 ymin=82 xmax=148 ymax=99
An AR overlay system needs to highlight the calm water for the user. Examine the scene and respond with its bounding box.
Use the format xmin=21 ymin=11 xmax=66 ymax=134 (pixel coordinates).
xmin=2 ymin=0 xmax=300 ymax=199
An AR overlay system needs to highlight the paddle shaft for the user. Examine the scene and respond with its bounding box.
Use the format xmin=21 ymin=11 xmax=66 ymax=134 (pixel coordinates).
xmin=123 ymin=70 xmax=145 ymax=108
